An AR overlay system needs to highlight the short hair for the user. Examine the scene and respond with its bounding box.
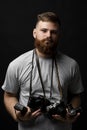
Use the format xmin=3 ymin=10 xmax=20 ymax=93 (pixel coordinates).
xmin=36 ymin=12 xmax=61 ymax=26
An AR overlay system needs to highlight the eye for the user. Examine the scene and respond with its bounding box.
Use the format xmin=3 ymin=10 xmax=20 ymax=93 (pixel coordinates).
xmin=51 ymin=30 xmax=58 ymax=35
xmin=41 ymin=29 xmax=47 ymax=33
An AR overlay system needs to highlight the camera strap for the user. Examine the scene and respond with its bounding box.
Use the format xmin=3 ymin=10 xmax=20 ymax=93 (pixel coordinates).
xmin=29 ymin=49 xmax=63 ymax=100
xmin=54 ymin=58 xmax=63 ymax=100
xmin=35 ymin=49 xmax=53 ymax=98
xmin=29 ymin=49 xmax=34 ymax=96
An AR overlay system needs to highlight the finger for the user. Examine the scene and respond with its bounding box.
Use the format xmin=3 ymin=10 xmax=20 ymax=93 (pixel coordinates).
xmin=31 ymin=109 xmax=42 ymax=117
xmin=52 ymin=115 xmax=66 ymax=122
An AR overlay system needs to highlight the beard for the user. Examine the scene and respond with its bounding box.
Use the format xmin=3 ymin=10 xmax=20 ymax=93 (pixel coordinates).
xmin=34 ymin=38 xmax=58 ymax=56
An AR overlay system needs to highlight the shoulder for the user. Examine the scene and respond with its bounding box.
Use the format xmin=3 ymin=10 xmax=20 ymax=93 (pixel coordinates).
xmin=7 ymin=49 xmax=34 ymax=71
xmin=57 ymin=51 xmax=79 ymax=70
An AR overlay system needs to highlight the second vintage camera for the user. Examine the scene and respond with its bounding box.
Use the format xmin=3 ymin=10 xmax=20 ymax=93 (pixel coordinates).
xmin=67 ymin=104 xmax=82 ymax=116
xmin=46 ymin=100 xmax=67 ymax=118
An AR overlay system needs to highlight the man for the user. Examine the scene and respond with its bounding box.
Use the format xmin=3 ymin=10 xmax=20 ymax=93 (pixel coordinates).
xmin=2 ymin=12 xmax=84 ymax=130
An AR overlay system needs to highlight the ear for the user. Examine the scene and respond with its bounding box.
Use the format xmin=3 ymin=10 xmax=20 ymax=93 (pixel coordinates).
xmin=33 ymin=28 xmax=36 ymax=38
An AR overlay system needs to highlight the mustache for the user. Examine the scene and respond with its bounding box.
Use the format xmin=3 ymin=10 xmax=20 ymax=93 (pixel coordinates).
xmin=42 ymin=38 xmax=53 ymax=43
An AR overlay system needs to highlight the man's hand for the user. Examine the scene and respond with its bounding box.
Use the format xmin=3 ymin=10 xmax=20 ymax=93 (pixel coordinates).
xmin=52 ymin=112 xmax=80 ymax=123
xmin=15 ymin=107 xmax=41 ymax=122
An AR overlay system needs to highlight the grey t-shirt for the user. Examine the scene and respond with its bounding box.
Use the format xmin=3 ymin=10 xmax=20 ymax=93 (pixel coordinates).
xmin=2 ymin=49 xmax=84 ymax=130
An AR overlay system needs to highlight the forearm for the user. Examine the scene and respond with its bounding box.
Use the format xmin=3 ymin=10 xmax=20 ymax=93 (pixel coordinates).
xmin=4 ymin=92 xmax=18 ymax=121
xmin=69 ymin=94 xmax=81 ymax=108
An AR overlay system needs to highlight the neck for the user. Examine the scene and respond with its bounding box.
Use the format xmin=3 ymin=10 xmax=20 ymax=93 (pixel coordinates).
xmin=35 ymin=48 xmax=55 ymax=58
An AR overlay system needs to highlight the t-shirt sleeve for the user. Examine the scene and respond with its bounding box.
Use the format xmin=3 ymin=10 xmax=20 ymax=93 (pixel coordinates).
xmin=2 ymin=62 xmax=19 ymax=94
xmin=69 ymin=62 xmax=84 ymax=94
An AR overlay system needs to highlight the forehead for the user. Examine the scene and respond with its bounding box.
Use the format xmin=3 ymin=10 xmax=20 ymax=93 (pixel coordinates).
xmin=36 ymin=21 xmax=59 ymax=30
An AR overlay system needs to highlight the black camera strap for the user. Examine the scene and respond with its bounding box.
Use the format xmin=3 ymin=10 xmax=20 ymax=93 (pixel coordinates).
xmin=29 ymin=49 xmax=34 ymax=96
xmin=29 ymin=49 xmax=47 ymax=98
xmin=35 ymin=51 xmax=46 ymax=98
xmin=54 ymin=58 xmax=63 ymax=100
xmin=29 ymin=49 xmax=63 ymax=100
xmin=35 ymin=50 xmax=54 ymax=99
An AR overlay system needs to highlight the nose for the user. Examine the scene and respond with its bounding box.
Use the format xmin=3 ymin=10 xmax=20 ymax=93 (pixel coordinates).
xmin=47 ymin=31 xmax=51 ymax=37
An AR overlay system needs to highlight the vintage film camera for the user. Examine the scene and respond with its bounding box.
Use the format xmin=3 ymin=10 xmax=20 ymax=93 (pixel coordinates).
xmin=46 ymin=100 xmax=67 ymax=118
xmin=67 ymin=104 xmax=82 ymax=116
xmin=28 ymin=95 xmax=51 ymax=112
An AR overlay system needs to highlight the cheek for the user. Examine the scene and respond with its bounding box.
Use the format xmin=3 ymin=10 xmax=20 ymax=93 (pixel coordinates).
xmin=54 ymin=35 xmax=59 ymax=41
xmin=36 ymin=33 xmax=45 ymax=40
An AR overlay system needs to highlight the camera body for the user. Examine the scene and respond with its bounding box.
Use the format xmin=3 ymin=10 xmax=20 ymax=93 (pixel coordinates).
xmin=46 ymin=101 xmax=67 ymax=118
xmin=28 ymin=95 xmax=51 ymax=112
xmin=67 ymin=104 xmax=82 ymax=116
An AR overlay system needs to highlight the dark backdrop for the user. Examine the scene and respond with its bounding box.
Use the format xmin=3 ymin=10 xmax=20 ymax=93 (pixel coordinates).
xmin=0 ymin=0 xmax=87 ymax=130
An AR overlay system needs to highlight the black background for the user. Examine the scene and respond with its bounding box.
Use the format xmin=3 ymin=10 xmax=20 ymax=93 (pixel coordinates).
xmin=0 ymin=0 xmax=87 ymax=130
